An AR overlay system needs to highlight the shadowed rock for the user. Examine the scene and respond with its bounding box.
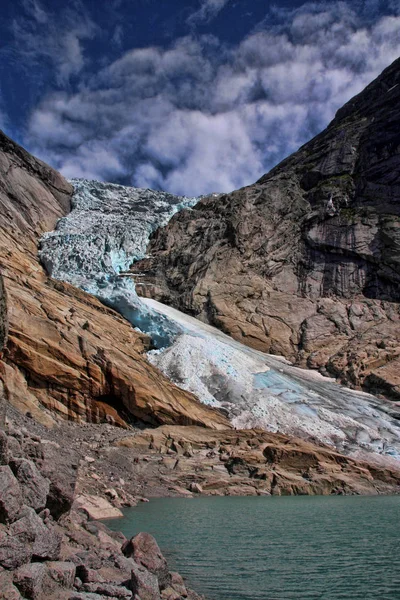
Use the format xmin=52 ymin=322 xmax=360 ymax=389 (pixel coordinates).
xmin=0 ymin=466 xmax=23 ymax=524
xmin=9 ymin=459 xmax=50 ymax=512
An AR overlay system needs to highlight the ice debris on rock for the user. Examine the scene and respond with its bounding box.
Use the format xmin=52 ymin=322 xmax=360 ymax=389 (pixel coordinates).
xmin=144 ymin=298 xmax=400 ymax=462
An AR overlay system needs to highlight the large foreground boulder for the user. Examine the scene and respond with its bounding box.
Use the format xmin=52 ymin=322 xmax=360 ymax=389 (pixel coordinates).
xmin=123 ymin=532 xmax=169 ymax=590
xmin=0 ymin=466 xmax=23 ymax=523
xmin=9 ymin=458 xmax=50 ymax=512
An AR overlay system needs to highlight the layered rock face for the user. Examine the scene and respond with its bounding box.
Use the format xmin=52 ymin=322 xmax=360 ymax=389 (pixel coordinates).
xmin=135 ymin=58 xmax=400 ymax=399
xmin=0 ymin=130 xmax=228 ymax=430
xmin=118 ymin=425 xmax=400 ymax=497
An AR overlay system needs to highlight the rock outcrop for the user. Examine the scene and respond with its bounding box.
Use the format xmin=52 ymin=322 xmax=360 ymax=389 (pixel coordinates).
xmin=135 ymin=57 xmax=400 ymax=399
xmin=117 ymin=425 xmax=400 ymax=497
xmin=0 ymin=129 xmax=229 ymax=430
xmin=0 ymin=422 xmax=204 ymax=600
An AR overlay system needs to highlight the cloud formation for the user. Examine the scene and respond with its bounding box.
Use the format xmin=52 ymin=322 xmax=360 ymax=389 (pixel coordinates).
xmin=25 ymin=2 xmax=400 ymax=196
xmin=187 ymin=0 xmax=231 ymax=25
xmin=11 ymin=0 xmax=96 ymax=85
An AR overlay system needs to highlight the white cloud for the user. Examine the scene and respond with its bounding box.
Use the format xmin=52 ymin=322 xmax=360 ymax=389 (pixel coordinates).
xmin=25 ymin=3 xmax=400 ymax=196
xmin=11 ymin=1 xmax=97 ymax=85
xmin=188 ymin=0 xmax=231 ymax=25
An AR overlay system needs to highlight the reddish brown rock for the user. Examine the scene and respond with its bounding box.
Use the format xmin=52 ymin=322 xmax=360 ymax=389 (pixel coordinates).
xmin=0 ymin=466 xmax=23 ymax=524
xmin=119 ymin=425 xmax=400 ymax=497
xmin=122 ymin=532 xmax=169 ymax=589
xmin=0 ymin=129 xmax=229 ymax=431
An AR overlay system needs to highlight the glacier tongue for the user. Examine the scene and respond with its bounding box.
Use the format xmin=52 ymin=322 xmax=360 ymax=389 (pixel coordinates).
xmin=144 ymin=298 xmax=400 ymax=462
xmin=39 ymin=178 xmax=200 ymax=347
xmin=39 ymin=179 xmax=400 ymax=462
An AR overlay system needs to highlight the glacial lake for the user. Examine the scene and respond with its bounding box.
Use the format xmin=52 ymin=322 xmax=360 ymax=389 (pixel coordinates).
xmin=103 ymin=495 xmax=400 ymax=600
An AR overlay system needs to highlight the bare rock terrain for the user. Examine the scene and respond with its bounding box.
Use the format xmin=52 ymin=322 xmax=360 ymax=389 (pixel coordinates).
xmin=0 ymin=413 xmax=206 ymax=600
xmin=135 ymin=57 xmax=400 ymax=400
xmin=0 ymin=129 xmax=228 ymax=431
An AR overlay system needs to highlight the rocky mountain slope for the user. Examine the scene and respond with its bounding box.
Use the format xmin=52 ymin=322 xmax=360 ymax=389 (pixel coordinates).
xmin=0 ymin=129 xmax=228 ymax=430
xmin=36 ymin=172 xmax=400 ymax=462
xmin=134 ymin=57 xmax=400 ymax=400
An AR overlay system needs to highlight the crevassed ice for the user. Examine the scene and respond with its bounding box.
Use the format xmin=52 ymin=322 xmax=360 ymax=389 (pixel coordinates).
xmin=39 ymin=178 xmax=200 ymax=348
xmin=39 ymin=179 xmax=400 ymax=463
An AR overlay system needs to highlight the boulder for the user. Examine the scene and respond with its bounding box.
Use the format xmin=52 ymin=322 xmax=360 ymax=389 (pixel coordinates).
xmin=0 ymin=466 xmax=22 ymax=523
xmin=169 ymin=572 xmax=187 ymax=597
xmin=47 ymin=561 xmax=76 ymax=588
xmin=0 ymin=525 xmax=32 ymax=569
xmin=10 ymin=506 xmax=61 ymax=561
xmin=40 ymin=441 xmax=79 ymax=519
xmin=69 ymin=551 xmax=102 ymax=570
xmin=75 ymin=494 xmax=123 ymax=520
xmin=131 ymin=563 xmax=160 ymax=600
xmin=75 ymin=565 xmax=105 ymax=584
xmin=188 ymin=483 xmax=203 ymax=494
xmin=82 ymin=582 xmax=132 ymax=598
xmin=0 ymin=431 xmax=8 ymax=465
xmin=0 ymin=570 xmax=22 ymax=599
xmin=161 ymin=588 xmax=181 ymax=600
xmin=122 ymin=533 xmax=169 ymax=589
xmin=70 ymin=594 xmax=114 ymax=600
xmin=13 ymin=563 xmax=51 ymax=600
xmin=7 ymin=437 xmax=22 ymax=459
xmin=9 ymin=458 xmax=50 ymax=512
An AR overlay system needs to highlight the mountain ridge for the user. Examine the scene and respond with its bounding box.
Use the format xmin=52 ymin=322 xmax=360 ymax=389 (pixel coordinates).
xmin=134 ymin=56 xmax=400 ymax=399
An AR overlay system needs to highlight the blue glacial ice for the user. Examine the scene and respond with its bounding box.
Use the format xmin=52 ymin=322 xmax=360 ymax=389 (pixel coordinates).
xmin=39 ymin=179 xmax=400 ymax=464
xmin=39 ymin=178 xmax=201 ymax=348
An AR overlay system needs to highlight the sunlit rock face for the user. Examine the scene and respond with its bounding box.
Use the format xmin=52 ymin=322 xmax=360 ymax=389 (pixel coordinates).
xmin=39 ymin=179 xmax=200 ymax=348
xmin=133 ymin=57 xmax=400 ymax=400
xmin=0 ymin=133 xmax=227 ymax=429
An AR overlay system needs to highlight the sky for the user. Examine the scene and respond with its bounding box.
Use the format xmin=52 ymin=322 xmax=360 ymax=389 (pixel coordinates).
xmin=1 ymin=0 xmax=400 ymax=196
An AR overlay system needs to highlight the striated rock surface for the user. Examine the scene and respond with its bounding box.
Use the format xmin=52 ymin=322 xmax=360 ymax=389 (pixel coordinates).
xmin=135 ymin=57 xmax=400 ymax=399
xmin=0 ymin=130 xmax=229 ymax=430
xmin=117 ymin=425 xmax=400 ymax=497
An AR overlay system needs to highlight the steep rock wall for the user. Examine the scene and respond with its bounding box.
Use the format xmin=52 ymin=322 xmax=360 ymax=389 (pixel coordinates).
xmin=0 ymin=130 xmax=228 ymax=430
xmin=135 ymin=58 xmax=400 ymax=399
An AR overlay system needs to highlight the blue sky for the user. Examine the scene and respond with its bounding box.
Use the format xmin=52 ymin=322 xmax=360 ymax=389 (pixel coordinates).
xmin=1 ymin=0 xmax=400 ymax=195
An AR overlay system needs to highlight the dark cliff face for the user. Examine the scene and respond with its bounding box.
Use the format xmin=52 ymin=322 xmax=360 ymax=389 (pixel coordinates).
xmin=135 ymin=57 xmax=400 ymax=399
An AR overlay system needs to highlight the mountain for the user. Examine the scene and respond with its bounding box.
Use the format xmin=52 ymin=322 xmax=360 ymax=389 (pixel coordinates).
xmin=134 ymin=57 xmax=400 ymax=400
xmin=0 ymin=130 xmax=228 ymax=431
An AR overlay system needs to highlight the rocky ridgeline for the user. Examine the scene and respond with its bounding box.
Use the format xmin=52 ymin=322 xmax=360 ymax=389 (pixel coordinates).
xmin=134 ymin=57 xmax=400 ymax=400
xmin=0 ymin=423 xmax=204 ymax=600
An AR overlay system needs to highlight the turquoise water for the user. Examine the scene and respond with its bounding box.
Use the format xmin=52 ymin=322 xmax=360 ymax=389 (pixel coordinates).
xmin=103 ymin=496 xmax=400 ymax=600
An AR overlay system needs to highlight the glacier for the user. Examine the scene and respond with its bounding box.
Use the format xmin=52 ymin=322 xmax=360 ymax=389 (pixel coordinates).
xmin=39 ymin=178 xmax=201 ymax=348
xmin=39 ymin=179 xmax=400 ymax=463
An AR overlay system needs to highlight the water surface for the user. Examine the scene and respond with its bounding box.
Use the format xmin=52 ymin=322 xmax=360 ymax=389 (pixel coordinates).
xmin=104 ymin=495 xmax=400 ymax=600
